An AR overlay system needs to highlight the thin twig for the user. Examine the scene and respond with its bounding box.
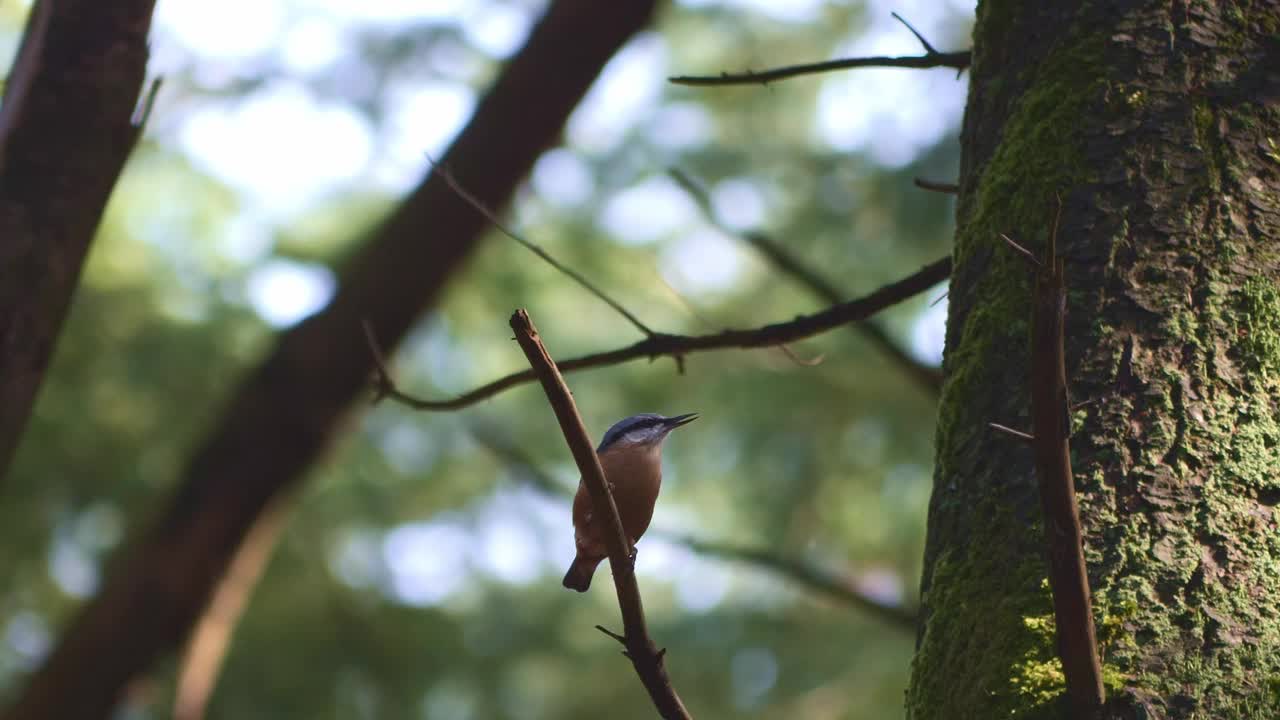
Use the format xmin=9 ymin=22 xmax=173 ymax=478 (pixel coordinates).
xmin=377 ymin=258 xmax=951 ymax=411
xmin=669 ymin=168 xmax=942 ymax=394
xmin=509 ymin=309 xmax=692 ymax=720
xmin=988 ymin=422 xmax=1035 ymax=443
xmin=1001 ymin=205 xmax=1105 ymax=714
xmin=669 ymin=14 xmax=968 ymax=87
xmin=429 ymin=157 xmax=654 ymax=338
xmin=913 ymin=178 xmax=959 ymax=195
xmin=890 ymin=12 xmax=938 ymax=55
xmin=131 ymin=76 xmax=163 ymax=128
xmin=999 ymin=233 xmax=1042 ymax=268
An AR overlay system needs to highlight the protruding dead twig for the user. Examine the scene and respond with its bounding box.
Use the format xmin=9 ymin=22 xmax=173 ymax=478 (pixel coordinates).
xmin=995 ymin=202 xmax=1105 ymax=715
xmin=669 ymin=13 xmax=969 ymax=86
xmin=988 ymin=422 xmax=1035 ymax=443
xmin=510 ymin=309 xmax=692 ymax=720
xmin=913 ymin=178 xmax=959 ymax=195
xmin=374 ymin=258 xmax=951 ymax=411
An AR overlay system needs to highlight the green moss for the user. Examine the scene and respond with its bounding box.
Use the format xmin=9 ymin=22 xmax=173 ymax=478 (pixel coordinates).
xmin=1236 ymin=278 xmax=1280 ymax=376
xmin=908 ymin=545 xmax=1065 ymax=719
xmin=959 ymin=31 xmax=1107 ymax=270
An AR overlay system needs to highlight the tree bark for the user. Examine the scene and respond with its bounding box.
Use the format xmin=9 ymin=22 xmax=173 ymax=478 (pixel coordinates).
xmin=2 ymin=1 xmax=657 ymax=718
xmin=910 ymin=2 xmax=1280 ymax=718
xmin=0 ymin=0 xmax=156 ymax=481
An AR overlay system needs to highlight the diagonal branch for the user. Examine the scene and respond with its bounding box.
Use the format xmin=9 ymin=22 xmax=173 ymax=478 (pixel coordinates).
xmin=669 ymin=13 xmax=968 ymax=87
xmin=430 ymin=159 xmax=655 ymax=337
xmin=669 ymin=168 xmax=943 ymax=395
xmin=0 ymin=0 xmax=158 ymax=481
xmin=376 ymin=257 xmax=950 ymax=411
xmin=509 ymin=309 xmax=692 ymax=720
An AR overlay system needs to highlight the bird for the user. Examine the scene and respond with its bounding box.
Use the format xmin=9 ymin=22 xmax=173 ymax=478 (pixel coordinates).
xmin=562 ymin=413 xmax=698 ymax=592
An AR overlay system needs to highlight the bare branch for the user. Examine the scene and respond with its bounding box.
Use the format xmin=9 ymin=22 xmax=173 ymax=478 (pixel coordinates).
xmin=430 ymin=158 xmax=654 ymax=337
xmin=509 ymin=309 xmax=692 ymax=720
xmin=1003 ymin=204 xmax=1105 ymax=713
xmin=669 ymin=168 xmax=943 ymax=395
xmin=669 ymin=50 xmax=970 ymax=86
xmin=380 ymin=258 xmax=951 ymax=411
xmin=669 ymin=15 xmax=967 ymax=87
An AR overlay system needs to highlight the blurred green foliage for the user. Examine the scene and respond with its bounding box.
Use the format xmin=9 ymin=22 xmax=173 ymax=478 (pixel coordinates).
xmin=1 ymin=0 xmax=971 ymax=717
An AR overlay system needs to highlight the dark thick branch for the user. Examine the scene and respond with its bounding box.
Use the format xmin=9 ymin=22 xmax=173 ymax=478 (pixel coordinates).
xmin=0 ymin=0 xmax=157 ymax=480
xmin=996 ymin=207 xmax=1105 ymax=715
xmin=3 ymin=1 xmax=659 ymax=718
xmin=382 ymin=257 xmax=951 ymax=411
xmin=669 ymin=169 xmax=943 ymax=395
xmin=509 ymin=310 xmax=691 ymax=720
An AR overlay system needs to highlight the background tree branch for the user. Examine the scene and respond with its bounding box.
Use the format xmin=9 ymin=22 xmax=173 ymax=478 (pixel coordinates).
xmin=0 ymin=0 xmax=157 ymax=481
xmin=1 ymin=1 xmax=658 ymax=717
xmin=378 ymin=257 xmax=951 ymax=411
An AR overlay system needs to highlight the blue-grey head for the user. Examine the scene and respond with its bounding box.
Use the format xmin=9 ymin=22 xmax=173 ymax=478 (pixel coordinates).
xmin=597 ymin=413 xmax=698 ymax=453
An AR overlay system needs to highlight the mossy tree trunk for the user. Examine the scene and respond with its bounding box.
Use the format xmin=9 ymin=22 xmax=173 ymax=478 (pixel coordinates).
xmin=909 ymin=2 xmax=1280 ymax=718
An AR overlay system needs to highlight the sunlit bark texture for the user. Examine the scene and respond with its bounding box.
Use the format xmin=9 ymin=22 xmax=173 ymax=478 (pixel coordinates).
xmin=910 ymin=2 xmax=1280 ymax=718
xmin=2 ymin=0 xmax=657 ymax=718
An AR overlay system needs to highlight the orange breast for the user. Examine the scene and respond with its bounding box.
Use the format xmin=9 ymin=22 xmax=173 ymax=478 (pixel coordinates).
xmin=572 ymin=444 xmax=664 ymax=557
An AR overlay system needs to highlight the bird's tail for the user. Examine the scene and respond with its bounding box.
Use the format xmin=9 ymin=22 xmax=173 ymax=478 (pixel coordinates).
xmin=562 ymin=554 xmax=603 ymax=592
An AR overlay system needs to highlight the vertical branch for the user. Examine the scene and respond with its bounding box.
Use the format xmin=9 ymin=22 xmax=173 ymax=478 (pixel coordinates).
xmin=508 ymin=310 xmax=692 ymax=720
xmin=1027 ymin=229 xmax=1105 ymax=713
xmin=996 ymin=208 xmax=1104 ymax=714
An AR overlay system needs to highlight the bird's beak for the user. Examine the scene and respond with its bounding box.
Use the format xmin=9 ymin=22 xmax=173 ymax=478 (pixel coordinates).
xmin=665 ymin=413 xmax=699 ymax=428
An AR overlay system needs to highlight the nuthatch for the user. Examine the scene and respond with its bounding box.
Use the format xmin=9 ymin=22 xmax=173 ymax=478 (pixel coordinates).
xmin=562 ymin=413 xmax=698 ymax=592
